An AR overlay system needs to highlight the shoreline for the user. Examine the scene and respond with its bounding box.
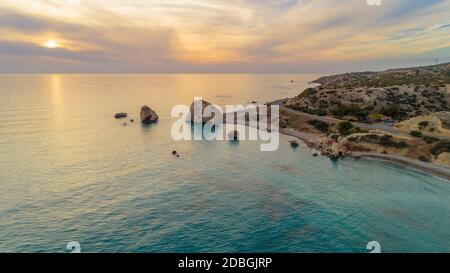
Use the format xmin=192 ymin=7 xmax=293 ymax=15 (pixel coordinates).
xmin=279 ymin=127 xmax=450 ymax=181
xmin=350 ymin=152 xmax=450 ymax=181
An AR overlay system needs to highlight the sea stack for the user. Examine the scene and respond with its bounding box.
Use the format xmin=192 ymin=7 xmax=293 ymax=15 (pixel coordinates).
xmin=188 ymin=99 xmax=222 ymax=124
xmin=140 ymin=106 xmax=159 ymax=124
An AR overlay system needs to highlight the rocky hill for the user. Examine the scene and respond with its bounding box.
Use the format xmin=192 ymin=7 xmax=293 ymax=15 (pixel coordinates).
xmin=285 ymin=63 xmax=450 ymax=121
xmin=312 ymin=62 xmax=450 ymax=88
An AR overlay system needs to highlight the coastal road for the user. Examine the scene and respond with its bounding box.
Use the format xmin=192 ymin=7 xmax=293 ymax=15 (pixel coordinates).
xmin=272 ymin=99 xmax=411 ymax=137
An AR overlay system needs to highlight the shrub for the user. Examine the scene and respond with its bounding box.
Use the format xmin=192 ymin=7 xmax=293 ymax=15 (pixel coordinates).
xmin=369 ymin=113 xmax=385 ymax=122
xmin=332 ymin=104 xmax=368 ymax=119
xmin=430 ymin=140 xmax=450 ymax=156
xmin=357 ymin=134 xmax=409 ymax=149
xmin=410 ymin=131 xmax=423 ymax=138
xmin=422 ymin=136 xmax=440 ymax=144
xmin=418 ymin=156 xmax=429 ymax=162
xmin=418 ymin=121 xmax=430 ymax=129
xmin=332 ymin=107 xmax=347 ymax=117
xmin=307 ymin=119 xmax=330 ymax=133
xmin=380 ymin=105 xmax=404 ymax=119
xmin=315 ymin=109 xmax=328 ymax=116
xmin=393 ymin=141 xmax=409 ymax=149
xmin=337 ymin=122 xmax=354 ymax=135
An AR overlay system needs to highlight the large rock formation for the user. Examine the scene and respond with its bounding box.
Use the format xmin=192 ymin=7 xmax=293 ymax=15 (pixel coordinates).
xmin=188 ymin=99 xmax=222 ymax=124
xmin=140 ymin=106 xmax=159 ymax=124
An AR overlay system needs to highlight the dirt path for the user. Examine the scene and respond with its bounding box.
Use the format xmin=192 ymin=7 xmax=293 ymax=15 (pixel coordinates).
xmin=273 ymin=99 xmax=411 ymax=138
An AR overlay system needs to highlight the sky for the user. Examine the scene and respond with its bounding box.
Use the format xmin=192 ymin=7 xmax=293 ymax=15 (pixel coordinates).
xmin=0 ymin=0 xmax=449 ymax=73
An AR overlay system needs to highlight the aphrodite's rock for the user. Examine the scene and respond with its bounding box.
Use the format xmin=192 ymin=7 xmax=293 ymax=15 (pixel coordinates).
xmin=189 ymin=99 xmax=222 ymax=124
xmin=115 ymin=113 xmax=127 ymax=119
xmin=140 ymin=106 xmax=159 ymax=124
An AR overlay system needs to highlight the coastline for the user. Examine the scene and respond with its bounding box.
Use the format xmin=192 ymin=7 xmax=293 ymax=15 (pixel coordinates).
xmin=279 ymin=127 xmax=450 ymax=181
xmin=351 ymin=152 xmax=450 ymax=181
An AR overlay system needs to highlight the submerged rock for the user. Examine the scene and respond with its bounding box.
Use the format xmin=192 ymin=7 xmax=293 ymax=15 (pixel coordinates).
xmin=115 ymin=113 xmax=127 ymax=119
xmin=140 ymin=106 xmax=159 ymax=124
xmin=228 ymin=130 xmax=239 ymax=141
xmin=290 ymin=140 xmax=299 ymax=148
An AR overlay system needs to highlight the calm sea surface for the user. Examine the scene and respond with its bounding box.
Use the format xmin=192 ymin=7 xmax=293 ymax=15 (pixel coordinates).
xmin=0 ymin=74 xmax=449 ymax=253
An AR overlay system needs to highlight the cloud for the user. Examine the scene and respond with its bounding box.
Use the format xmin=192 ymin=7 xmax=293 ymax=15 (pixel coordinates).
xmin=0 ymin=0 xmax=449 ymax=73
xmin=382 ymin=0 xmax=446 ymax=20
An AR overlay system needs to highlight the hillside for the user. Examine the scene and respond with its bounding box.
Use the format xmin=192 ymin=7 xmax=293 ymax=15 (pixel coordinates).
xmin=285 ymin=63 xmax=450 ymax=121
xmin=312 ymin=62 xmax=450 ymax=88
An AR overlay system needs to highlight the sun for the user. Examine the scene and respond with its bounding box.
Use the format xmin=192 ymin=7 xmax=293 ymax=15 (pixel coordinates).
xmin=45 ymin=40 xmax=59 ymax=49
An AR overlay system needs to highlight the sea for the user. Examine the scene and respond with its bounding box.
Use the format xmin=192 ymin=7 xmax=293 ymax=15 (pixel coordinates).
xmin=0 ymin=74 xmax=449 ymax=253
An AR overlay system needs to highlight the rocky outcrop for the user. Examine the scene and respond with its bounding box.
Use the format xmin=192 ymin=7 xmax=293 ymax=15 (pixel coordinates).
xmin=189 ymin=99 xmax=222 ymax=124
xmin=140 ymin=106 xmax=159 ymax=124
xmin=315 ymin=135 xmax=352 ymax=159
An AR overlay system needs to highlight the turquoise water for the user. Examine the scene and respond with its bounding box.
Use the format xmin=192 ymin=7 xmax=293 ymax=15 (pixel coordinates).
xmin=0 ymin=74 xmax=449 ymax=253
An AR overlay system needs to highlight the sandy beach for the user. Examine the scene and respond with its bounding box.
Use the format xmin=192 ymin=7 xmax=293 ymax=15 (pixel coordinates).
xmin=280 ymin=127 xmax=450 ymax=181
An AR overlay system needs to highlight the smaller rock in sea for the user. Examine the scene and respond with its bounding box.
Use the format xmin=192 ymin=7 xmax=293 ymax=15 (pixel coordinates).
xmin=115 ymin=113 xmax=127 ymax=119
xmin=228 ymin=130 xmax=239 ymax=141
xmin=290 ymin=140 xmax=299 ymax=148
xmin=313 ymin=153 xmax=319 ymax=157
